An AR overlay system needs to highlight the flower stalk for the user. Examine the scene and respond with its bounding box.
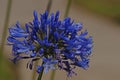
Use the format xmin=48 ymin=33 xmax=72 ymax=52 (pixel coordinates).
xmin=46 ymin=0 xmax=52 ymax=14
xmin=64 ymin=0 xmax=72 ymax=17
xmin=50 ymin=70 xmax=56 ymax=80
xmin=37 ymin=62 xmax=44 ymax=80
xmin=37 ymin=0 xmax=53 ymax=80
xmin=50 ymin=0 xmax=72 ymax=80
xmin=0 ymin=0 xmax=12 ymax=61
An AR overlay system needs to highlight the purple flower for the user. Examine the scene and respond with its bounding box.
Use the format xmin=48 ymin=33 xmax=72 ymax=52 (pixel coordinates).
xmin=42 ymin=56 xmax=58 ymax=73
xmin=7 ymin=10 xmax=93 ymax=77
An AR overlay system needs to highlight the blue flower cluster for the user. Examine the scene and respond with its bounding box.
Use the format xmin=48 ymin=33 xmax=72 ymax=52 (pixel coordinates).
xmin=7 ymin=11 xmax=93 ymax=77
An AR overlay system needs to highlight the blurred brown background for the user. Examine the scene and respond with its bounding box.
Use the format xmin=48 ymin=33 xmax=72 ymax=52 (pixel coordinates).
xmin=0 ymin=0 xmax=120 ymax=80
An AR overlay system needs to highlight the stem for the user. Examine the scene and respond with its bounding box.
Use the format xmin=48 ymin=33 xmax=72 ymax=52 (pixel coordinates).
xmin=37 ymin=62 xmax=44 ymax=80
xmin=32 ymin=0 xmax=53 ymax=79
xmin=64 ymin=0 xmax=72 ymax=18
xmin=50 ymin=70 xmax=56 ymax=80
xmin=50 ymin=1 xmax=72 ymax=80
xmin=46 ymin=0 xmax=57 ymax=80
xmin=0 ymin=0 xmax=12 ymax=61
xmin=32 ymin=61 xmax=39 ymax=80
xmin=46 ymin=0 xmax=52 ymax=14
xmin=37 ymin=68 xmax=44 ymax=80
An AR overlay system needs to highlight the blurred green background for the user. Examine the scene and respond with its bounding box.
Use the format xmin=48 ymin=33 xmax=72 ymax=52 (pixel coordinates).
xmin=75 ymin=0 xmax=120 ymax=22
xmin=0 ymin=0 xmax=120 ymax=80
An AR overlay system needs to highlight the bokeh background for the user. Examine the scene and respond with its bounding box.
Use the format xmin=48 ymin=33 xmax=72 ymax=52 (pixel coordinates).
xmin=0 ymin=0 xmax=120 ymax=80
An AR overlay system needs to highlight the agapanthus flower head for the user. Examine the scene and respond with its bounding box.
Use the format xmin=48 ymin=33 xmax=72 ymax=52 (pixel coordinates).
xmin=7 ymin=10 xmax=93 ymax=77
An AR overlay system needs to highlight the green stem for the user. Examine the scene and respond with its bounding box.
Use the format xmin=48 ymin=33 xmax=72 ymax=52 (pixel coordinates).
xmin=46 ymin=0 xmax=52 ymax=14
xmin=0 ymin=0 xmax=12 ymax=61
xmin=50 ymin=1 xmax=72 ymax=80
xmin=37 ymin=62 xmax=44 ymax=80
xmin=32 ymin=0 xmax=53 ymax=80
xmin=64 ymin=0 xmax=72 ymax=18
xmin=32 ymin=61 xmax=39 ymax=80
xmin=37 ymin=68 xmax=44 ymax=80
xmin=50 ymin=70 xmax=56 ymax=80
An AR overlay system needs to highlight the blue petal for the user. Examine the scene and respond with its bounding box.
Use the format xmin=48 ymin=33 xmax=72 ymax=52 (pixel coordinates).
xmin=37 ymin=66 xmax=43 ymax=73
xmin=9 ymin=24 xmax=29 ymax=38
